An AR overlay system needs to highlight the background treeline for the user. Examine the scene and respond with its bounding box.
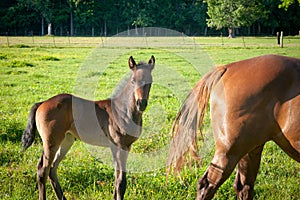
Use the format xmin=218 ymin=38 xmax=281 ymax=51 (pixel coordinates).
xmin=0 ymin=0 xmax=299 ymax=37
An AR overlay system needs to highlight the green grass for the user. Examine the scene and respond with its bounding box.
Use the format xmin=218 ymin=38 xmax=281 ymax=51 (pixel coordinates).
xmin=0 ymin=36 xmax=299 ymax=199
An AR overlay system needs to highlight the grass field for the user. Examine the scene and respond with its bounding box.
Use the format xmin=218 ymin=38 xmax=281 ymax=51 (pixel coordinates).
xmin=0 ymin=36 xmax=299 ymax=200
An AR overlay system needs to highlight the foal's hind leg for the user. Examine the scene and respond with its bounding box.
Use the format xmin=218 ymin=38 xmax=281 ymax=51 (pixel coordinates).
xmin=233 ymin=145 xmax=264 ymax=200
xmin=37 ymin=126 xmax=68 ymax=200
xmin=37 ymin=152 xmax=47 ymax=200
xmin=49 ymin=133 xmax=75 ymax=200
xmin=37 ymin=145 xmax=60 ymax=200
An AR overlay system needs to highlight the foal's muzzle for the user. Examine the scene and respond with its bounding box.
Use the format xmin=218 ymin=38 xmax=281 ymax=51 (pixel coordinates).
xmin=136 ymin=99 xmax=148 ymax=112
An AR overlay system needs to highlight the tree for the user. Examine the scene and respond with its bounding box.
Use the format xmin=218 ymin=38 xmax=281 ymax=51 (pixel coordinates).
xmin=17 ymin=0 xmax=56 ymax=35
xmin=279 ymin=0 xmax=300 ymax=10
xmin=205 ymin=0 xmax=264 ymax=37
xmin=0 ymin=0 xmax=299 ymax=36
xmin=52 ymin=0 xmax=69 ymax=36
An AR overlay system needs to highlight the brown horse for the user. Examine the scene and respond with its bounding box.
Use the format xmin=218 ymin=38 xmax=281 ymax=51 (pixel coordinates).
xmin=168 ymin=54 xmax=300 ymax=199
xmin=22 ymin=56 xmax=155 ymax=200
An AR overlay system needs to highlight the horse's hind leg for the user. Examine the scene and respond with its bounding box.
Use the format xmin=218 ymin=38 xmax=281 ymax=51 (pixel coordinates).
xmin=233 ymin=145 xmax=264 ymax=200
xmin=37 ymin=145 xmax=59 ymax=200
xmin=49 ymin=133 xmax=75 ymax=200
xmin=273 ymin=132 xmax=300 ymax=163
xmin=37 ymin=152 xmax=46 ymax=200
xmin=197 ymin=152 xmax=240 ymax=200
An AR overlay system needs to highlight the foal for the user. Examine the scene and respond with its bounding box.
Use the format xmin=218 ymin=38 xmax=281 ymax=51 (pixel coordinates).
xmin=22 ymin=56 xmax=155 ymax=200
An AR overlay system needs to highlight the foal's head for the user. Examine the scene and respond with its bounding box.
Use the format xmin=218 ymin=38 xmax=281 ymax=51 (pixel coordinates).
xmin=129 ymin=55 xmax=155 ymax=112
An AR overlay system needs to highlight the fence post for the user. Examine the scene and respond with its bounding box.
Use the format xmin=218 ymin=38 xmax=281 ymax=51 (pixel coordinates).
xmin=31 ymin=31 xmax=34 ymax=45
xmin=52 ymin=35 xmax=56 ymax=47
xmin=221 ymin=32 xmax=224 ymax=46
xmin=6 ymin=32 xmax=9 ymax=47
xmin=242 ymin=36 xmax=246 ymax=48
xmin=67 ymin=31 xmax=70 ymax=46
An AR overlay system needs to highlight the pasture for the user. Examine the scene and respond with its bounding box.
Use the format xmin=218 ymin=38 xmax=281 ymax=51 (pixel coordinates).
xmin=0 ymin=36 xmax=299 ymax=199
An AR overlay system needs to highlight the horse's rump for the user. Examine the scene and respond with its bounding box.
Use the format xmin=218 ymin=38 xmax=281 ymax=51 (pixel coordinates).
xmin=168 ymin=54 xmax=300 ymax=174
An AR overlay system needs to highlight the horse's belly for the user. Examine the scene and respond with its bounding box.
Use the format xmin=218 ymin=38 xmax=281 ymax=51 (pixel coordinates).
xmin=79 ymin=132 xmax=110 ymax=147
xmin=70 ymin=121 xmax=110 ymax=147
xmin=70 ymin=97 xmax=110 ymax=147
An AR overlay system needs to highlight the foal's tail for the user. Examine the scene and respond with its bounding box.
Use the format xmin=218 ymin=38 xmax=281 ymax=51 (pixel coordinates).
xmin=167 ymin=66 xmax=226 ymax=174
xmin=22 ymin=102 xmax=43 ymax=151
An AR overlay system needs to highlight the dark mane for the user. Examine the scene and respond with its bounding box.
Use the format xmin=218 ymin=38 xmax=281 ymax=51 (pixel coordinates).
xmin=136 ymin=61 xmax=147 ymax=69
xmin=138 ymin=61 xmax=146 ymax=65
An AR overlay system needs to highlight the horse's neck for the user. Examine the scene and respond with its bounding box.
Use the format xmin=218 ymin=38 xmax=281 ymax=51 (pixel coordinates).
xmin=111 ymin=82 xmax=142 ymax=136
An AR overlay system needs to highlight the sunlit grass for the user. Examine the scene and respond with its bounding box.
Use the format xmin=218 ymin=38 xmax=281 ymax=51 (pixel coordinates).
xmin=0 ymin=37 xmax=299 ymax=199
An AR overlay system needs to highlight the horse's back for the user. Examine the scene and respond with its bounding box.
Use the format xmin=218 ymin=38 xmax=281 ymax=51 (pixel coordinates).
xmin=35 ymin=94 xmax=74 ymax=143
xmin=220 ymin=55 xmax=300 ymax=108
xmin=37 ymin=93 xmax=73 ymax=119
xmin=222 ymin=55 xmax=299 ymax=95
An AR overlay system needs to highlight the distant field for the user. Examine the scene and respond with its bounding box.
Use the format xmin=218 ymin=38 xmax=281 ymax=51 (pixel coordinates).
xmin=0 ymin=36 xmax=299 ymax=199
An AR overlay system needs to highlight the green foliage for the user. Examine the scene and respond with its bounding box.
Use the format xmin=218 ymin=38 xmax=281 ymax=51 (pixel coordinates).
xmin=279 ymin=0 xmax=300 ymax=10
xmin=1 ymin=0 xmax=300 ymax=36
xmin=205 ymin=0 xmax=264 ymax=29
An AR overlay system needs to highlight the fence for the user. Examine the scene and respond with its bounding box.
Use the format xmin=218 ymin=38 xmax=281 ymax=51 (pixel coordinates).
xmin=0 ymin=35 xmax=299 ymax=48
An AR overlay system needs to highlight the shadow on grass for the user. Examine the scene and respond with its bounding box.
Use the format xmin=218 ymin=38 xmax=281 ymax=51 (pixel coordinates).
xmin=60 ymin=157 xmax=115 ymax=194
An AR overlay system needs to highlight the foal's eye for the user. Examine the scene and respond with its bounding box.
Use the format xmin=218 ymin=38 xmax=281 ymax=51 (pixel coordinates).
xmin=131 ymin=78 xmax=136 ymax=84
xmin=140 ymin=81 xmax=146 ymax=86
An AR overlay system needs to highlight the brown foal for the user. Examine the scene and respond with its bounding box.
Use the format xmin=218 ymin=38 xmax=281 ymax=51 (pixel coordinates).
xmin=22 ymin=56 xmax=155 ymax=200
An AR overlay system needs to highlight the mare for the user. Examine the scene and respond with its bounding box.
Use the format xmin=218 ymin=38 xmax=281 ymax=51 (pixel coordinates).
xmin=168 ymin=54 xmax=300 ymax=199
xmin=22 ymin=56 xmax=155 ymax=200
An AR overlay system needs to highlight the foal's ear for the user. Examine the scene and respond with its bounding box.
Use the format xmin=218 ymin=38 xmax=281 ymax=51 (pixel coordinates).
xmin=148 ymin=55 xmax=155 ymax=69
xmin=128 ymin=56 xmax=136 ymax=70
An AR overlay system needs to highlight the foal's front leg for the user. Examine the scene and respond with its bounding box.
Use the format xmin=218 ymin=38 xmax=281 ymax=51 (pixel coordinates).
xmin=111 ymin=144 xmax=129 ymax=200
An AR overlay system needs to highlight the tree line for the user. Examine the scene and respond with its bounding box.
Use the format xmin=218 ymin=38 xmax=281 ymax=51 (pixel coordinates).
xmin=0 ymin=0 xmax=299 ymax=37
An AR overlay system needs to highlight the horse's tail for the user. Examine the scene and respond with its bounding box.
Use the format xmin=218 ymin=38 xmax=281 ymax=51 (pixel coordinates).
xmin=167 ymin=66 xmax=227 ymax=174
xmin=22 ymin=102 xmax=43 ymax=151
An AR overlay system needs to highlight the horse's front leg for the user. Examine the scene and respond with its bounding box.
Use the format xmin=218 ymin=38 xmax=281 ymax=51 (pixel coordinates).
xmin=111 ymin=144 xmax=129 ymax=200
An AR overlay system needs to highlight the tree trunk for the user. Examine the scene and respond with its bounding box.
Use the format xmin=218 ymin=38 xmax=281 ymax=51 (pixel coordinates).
xmin=104 ymin=21 xmax=107 ymax=36
xmin=258 ymin=23 xmax=261 ymax=35
xmin=70 ymin=10 xmax=74 ymax=36
xmin=204 ymin=26 xmax=207 ymax=36
xmin=228 ymin=27 xmax=235 ymax=38
xmin=47 ymin=23 xmax=52 ymax=36
xmin=41 ymin=17 xmax=44 ymax=36
xmin=135 ymin=24 xmax=138 ymax=35
xmin=60 ymin=24 xmax=63 ymax=36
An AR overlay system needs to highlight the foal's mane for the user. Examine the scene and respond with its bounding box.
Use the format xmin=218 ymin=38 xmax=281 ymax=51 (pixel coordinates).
xmin=110 ymin=73 xmax=133 ymax=99
xmin=138 ymin=61 xmax=146 ymax=65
